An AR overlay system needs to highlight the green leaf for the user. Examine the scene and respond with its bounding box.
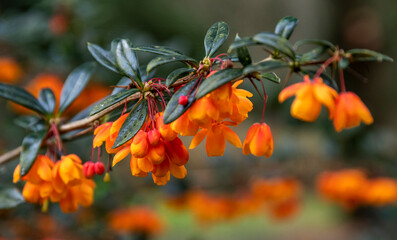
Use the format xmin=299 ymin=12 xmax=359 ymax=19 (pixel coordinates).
xmin=235 ymin=34 xmax=252 ymax=67
xmin=204 ymin=21 xmax=229 ymax=57
xmin=0 ymin=82 xmax=45 ymax=114
xmin=90 ymin=88 xmax=139 ymax=116
xmin=243 ymin=59 xmax=289 ymax=75
xmin=163 ymin=78 xmax=199 ymax=124
xmin=274 ymin=16 xmax=298 ymax=39
xmin=261 ymin=72 xmax=281 ymax=84
xmin=14 ymin=116 xmax=46 ymax=132
xmin=20 ymin=130 xmax=47 ymax=177
xmin=299 ymin=47 xmax=327 ymax=62
xmin=253 ymin=32 xmax=295 ymax=59
xmin=196 ymin=68 xmax=244 ymax=99
xmin=228 ymin=37 xmax=256 ymax=53
xmin=166 ymin=68 xmax=195 ymax=87
xmin=339 ymin=58 xmax=350 ymax=69
xmin=347 ymin=49 xmax=393 ymax=62
xmin=112 ymin=77 xmax=131 ymax=95
xmin=113 ymin=100 xmax=147 ymax=148
xmin=115 ymin=39 xmax=142 ymax=83
xmin=87 ymin=43 xmax=119 ymax=74
xmin=131 ymin=46 xmax=183 ymax=56
xmin=0 ymin=187 xmax=24 ymax=209
xmin=58 ymin=62 xmax=96 ymax=114
xmin=294 ymin=39 xmax=335 ymax=50
xmin=38 ymin=88 xmax=56 ymax=115
xmin=146 ymin=55 xmax=198 ymax=73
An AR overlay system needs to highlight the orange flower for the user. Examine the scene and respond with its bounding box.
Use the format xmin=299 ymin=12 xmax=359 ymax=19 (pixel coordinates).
xmin=242 ymin=123 xmax=273 ymax=157
xmin=332 ymin=91 xmax=374 ymax=132
xmin=278 ymin=75 xmax=338 ymax=122
xmin=170 ymin=111 xmax=199 ymax=136
xmin=108 ymin=207 xmax=163 ymax=235
xmin=58 ymin=179 xmax=96 ymax=213
xmin=0 ymin=57 xmax=23 ymax=83
xmin=363 ymin=178 xmax=397 ymax=206
xmin=189 ymin=121 xmax=242 ymax=157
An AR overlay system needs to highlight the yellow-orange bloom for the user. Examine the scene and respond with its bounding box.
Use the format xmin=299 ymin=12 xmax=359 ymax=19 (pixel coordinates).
xmin=108 ymin=207 xmax=163 ymax=235
xmin=0 ymin=57 xmax=23 ymax=83
xmin=58 ymin=179 xmax=96 ymax=213
xmin=279 ymin=75 xmax=338 ymax=122
xmin=363 ymin=178 xmax=397 ymax=206
xmin=332 ymin=91 xmax=374 ymax=132
xmin=243 ymin=123 xmax=273 ymax=157
xmin=189 ymin=122 xmax=242 ymax=157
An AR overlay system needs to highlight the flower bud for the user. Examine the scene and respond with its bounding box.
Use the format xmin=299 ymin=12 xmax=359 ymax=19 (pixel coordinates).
xmin=179 ymin=95 xmax=188 ymax=105
xmin=94 ymin=161 xmax=106 ymax=175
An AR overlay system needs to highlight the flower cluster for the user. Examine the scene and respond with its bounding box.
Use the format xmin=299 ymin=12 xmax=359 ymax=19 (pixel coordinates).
xmin=317 ymin=169 xmax=397 ymax=209
xmin=93 ymin=112 xmax=189 ymax=185
xmin=279 ymin=75 xmax=373 ymax=132
xmin=167 ymin=177 xmax=302 ymax=223
xmin=13 ymin=154 xmax=95 ymax=213
xmin=108 ymin=206 xmax=163 ymax=236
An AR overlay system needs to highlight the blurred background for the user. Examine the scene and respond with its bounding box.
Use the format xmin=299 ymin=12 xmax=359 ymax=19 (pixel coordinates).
xmin=0 ymin=0 xmax=396 ymax=239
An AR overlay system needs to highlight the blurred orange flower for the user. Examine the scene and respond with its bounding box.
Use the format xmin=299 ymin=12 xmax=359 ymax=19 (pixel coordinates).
xmin=0 ymin=57 xmax=23 ymax=83
xmin=108 ymin=207 xmax=163 ymax=236
xmin=279 ymin=75 xmax=338 ymax=122
xmin=332 ymin=91 xmax=374 ymax=132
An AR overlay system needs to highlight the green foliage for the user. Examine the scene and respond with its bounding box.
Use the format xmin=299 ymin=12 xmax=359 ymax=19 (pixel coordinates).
xmin=234 ymin=35 xmax=252 ymax=67
xmin=38 ymin=88 xmax=56 ymax=116
xmin=20 ymin=130 xmax=47 ymax=177
xmin=131 ymin=46 xmax=183 ymax=56
xmin=253 ymin=32 xmax=295 ymax=59
xmin=166 ymin=68 xmax=195 ymax=87
xmin=204 ymin=21 xmax=230 ymax=57
xmin=87 ymin=43 xmax=119 ymax=74
xmin=261 ymin=72 xmax=281 ymax=84
xmin=90 ymin=88 xmax=139 ymax=116
xmin=243 ymin=59 xmax=289 ymax=75
xmin=146 ymin=55 xmax=199 ymax=73
xmin=114 ymin=39 xmax=142 ymax=84
xmin=347 ymin=49 xmax=393 ymax=62
xmin=274 ymin=16 xmax=298 ymax=39
xmin=0 ymin=187 xmax=24 ymax=209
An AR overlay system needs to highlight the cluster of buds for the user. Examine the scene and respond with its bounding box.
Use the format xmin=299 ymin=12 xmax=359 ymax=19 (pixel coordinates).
xmin=83 ymin=161 xmax=105 ymax=178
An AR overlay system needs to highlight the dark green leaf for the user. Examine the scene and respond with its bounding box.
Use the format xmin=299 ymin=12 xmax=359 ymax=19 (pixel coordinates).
xmin=204 ymin=21 xmax=229 ymax=57
xmin=347 ymin=49 xmax=393 ymax=62
xmin=115 ymin=39 xmax=142 ymax=83
xmin=253 ymin=32 xmax=295 ymax=59
xmin=235 ymin=34 xmax=252 ymax=67
xmin=261 ymin=72 xmax=281 ymax=84
xmin=274 ymin=16 xmax=298 ymax=39
xmin=113 ymin=100 xmax=147 ymax=148
xmin=38 ymin=88 xmax=56 ymax=115
xmin=14 ymin=116 xmax=46 ymax=132
xmin=196 ymin=68 xmax=244 ymax=99
xmin=0 ymin=187 xmax=24 ymax=209
xmin=163 ymin=78 xmax=199 ymax=124
xmin=146 ymin=55 xmax=198 ymax=73
xmin=131 ymin=46 xmax=183 ymax=56
xmin=0 ymin=82 xmax=45 ymax=114
xmin=166 ymin=68 xmax=195 ymax=87
xmin=90 ymin=88 xmax=139 ymax=116
xmin=59 ymin=62 xmax=96 ymax=114
xmin=228 ymin=37 xmax=256 ymax=53
xmin=243 ymin=59 xmax=289 ymax=75
xmin=20 ymin=130 xmax=47 ymax=176
xmin=112 ymin=77 xmax=131 ymax=95
xmin=299 ymin=47 xmax=327 ymax=62
xmin=294 ymin=39 xmax=335 ymax=50
xmin=87 ymin=43 xmax=119 ymax=74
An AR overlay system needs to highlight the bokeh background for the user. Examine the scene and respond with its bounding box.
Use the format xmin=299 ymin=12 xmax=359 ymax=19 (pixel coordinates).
xmin=0 ymin=0 xmax=396 ymax=239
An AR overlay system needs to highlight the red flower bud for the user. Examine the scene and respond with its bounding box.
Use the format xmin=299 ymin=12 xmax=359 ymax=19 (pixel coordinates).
xmin=178 ymin=95 xmax=188 ymax=105
xmin=94 ymin=161 xmax=106 ymax=175
xmin=83 ymin=161 xmax=96 ymax=178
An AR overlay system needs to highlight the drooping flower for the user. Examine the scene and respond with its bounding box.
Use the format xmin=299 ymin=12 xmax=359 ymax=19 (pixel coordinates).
xmin=243 ymin=123 xmax=273 ymax=157
xmin=278 ymin=75 xmax=338 ymax=122
xmin=332 ymin=91 xmax=374 ymax=132
xmin=189 ymin=121 xmax=242 ymax=157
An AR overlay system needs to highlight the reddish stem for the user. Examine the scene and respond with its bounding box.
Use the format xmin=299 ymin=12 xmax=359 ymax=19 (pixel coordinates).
xmin=259 ymin=79 xmax=268 ymax=123
xmin=339 ymin=68 xmax=346 ymax=92
xmin=314 ymin=55 xmax=338 ymax=80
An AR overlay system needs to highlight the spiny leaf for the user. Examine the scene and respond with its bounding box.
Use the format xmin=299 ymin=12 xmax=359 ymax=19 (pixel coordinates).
xmin=38 ymin=88 xmax=56 ymax=115
xmin=163 ymin=78 xmax=199 ymax=124
xmin=274 ymin=16 xmax=298 ymax=39
xmin=20 ymin=130 xmax=47 ymax=177
xmin=113 ymin=100 xmax=147 ymax=148
xmin=253 ymin=32 xmax=295 ymax=59
xmin=146 ymin=55 xmax=198 ymax=73
xmin=0 ymin=187 xmax=24 ymax=209
xmin=115 ymin=39 xmax=142 ymax=83
xmin=234 ymin=34 xmax=252 ymax=67
xmin=261 ymin=72 xmax=281 ymax=84
xmin=131 ymin=46 xmax=183 ymax=56
xmin=243 ymin=59 xmax=289 ymax=75
xmin=166 ymin=68 xmax=195 ymax=87
xmin=59 ymin=62 xmax=96 ymax=114
xmin=196 ymin=68 xmax=244 ymax=99
xmin=87 ymin=43 xmax=119 ymax=73
xmin=347 ymin=49 xmax=393 ymax=62
xmin=0 ymin=82 xmax=45 ymax=114
xmin=204 ymin=21 xmax=229 ymax=57
xmin=90 ymin=88 xmax=139 ymax=116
